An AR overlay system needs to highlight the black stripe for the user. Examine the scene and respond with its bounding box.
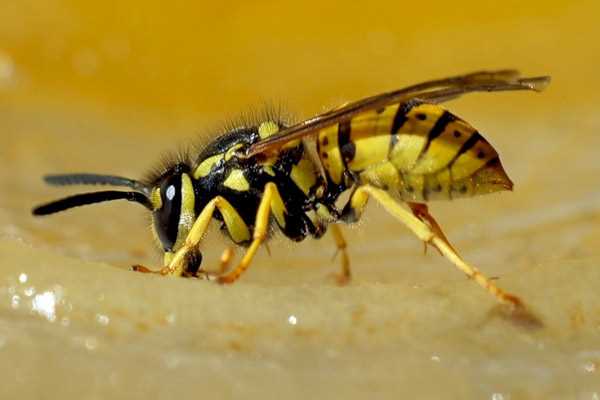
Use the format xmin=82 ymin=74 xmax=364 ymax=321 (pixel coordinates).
xmin=448 ymin=131 xmax=483 ymax=168
xmin=391 ymin=99 xmax=420 ymax=135
xmin=338 ymin=120 xmax=355 ymax=166
xmin=418 ymin=111 xmax=455 ymax=159
xmin=389 ymin=100 xmax=420 ymax=157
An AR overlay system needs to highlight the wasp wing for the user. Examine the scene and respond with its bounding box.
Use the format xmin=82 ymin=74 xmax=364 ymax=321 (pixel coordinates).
xmin=246 ymin=70 xmax=549 ymax=157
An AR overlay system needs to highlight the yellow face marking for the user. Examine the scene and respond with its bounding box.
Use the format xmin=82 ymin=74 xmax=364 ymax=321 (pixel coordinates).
xmin=389 ymin=103 xmax=445 ymax=172
xmin=318 ymin=124 xmax=344 ymax=184
xmin=194 ymin=154 xmax=223 ymax=179
xmin=258 ymin=121 xmax=280 ymax=139
xmin=223 ymin=169 xmax=250 ymax=191
xmin=173 ymin=173 xmax=196 ymax=250
xmin=180 ymin=173 xmax=196 ymax=223
xmin=290 ymin=157 xmax=318 ymax=195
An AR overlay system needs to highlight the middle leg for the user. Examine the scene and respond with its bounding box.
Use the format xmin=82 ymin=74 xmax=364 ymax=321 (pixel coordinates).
xmin=217 ymin=182 xmax=286 ymax=284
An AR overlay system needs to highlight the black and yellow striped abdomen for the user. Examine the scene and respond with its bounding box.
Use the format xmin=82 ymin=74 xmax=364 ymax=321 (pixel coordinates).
xmin=317 ymin=100 xmax=513 ymax=202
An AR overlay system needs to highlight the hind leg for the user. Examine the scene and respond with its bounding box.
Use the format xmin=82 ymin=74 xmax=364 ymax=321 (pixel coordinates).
xmin=347 ymin=184 xmax=523 ymax=308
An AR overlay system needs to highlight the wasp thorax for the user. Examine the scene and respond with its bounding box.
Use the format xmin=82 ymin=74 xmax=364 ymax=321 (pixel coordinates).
xmin=150 ymin=163 xmax=196 ymax=252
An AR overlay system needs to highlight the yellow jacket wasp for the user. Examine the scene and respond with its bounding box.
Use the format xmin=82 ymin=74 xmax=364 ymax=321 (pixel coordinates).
xmin=33 ymin=70 xmax=549 ymax=308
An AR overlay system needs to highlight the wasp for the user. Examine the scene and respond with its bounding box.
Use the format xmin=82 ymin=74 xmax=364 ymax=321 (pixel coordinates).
xmin=33 ymin=70 xmax=549 ymax=308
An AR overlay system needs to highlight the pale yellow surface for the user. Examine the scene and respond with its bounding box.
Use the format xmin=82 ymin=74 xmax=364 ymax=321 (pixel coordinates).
xmin=2 ymin=1 xmax=600 ymax=399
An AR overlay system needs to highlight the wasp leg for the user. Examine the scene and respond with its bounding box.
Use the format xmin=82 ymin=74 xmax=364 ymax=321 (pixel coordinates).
xmin=407 ymin=202 xmax=456 ymax=256
xmin=133 ymin=251 xmax=180 ymax=274
xmin=330 ymin=224 xmax=351 ymax=285
xmin=131 ymin=265 xmax=157 ymax=274
xmin=217 ymin=247 xmax=235 ymax=275
xmin=351 ymin=185 xmax=523 ymax=308
xmin=217 ymin=182 xmax=284 ymax=284
xmin=160 ymin=197 xmax=251 ymax=277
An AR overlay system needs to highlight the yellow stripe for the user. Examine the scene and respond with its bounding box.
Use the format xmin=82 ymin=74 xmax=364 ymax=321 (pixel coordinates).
xmin=359 ymin=161 xmax=400 ymax=191
xmin=194 ymin=154 xmax=223 ymax=179
xmin=258 ymin=121 xmax=280 ymax=139
xmin=318 ymin=125 xmax=345 ymax=184
xmin=290 ymin=158 xmax=318 ymax=195
xmin=223 ymin=169 xmax=250 ymax=191
xmin=224 ymin=144 xmax=244 ymax=161
xmin=450 ymin=139 xmax=498 ymax=181
xmin=389 ymin=103 xmax=445 ymax=172
xmin=411 ymin=119 xmax=474 ymax=175
xmin=347 ymin=109 xmax=390 ymax=171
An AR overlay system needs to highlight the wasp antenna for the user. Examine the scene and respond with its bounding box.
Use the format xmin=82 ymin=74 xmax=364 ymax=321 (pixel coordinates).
xmin=43 ymin=174 xmax=150 ymax=196
xmin=32 ymin=190 xmax=153 ymax=216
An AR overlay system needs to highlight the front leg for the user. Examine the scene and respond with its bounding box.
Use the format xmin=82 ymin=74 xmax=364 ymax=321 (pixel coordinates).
xmin=134 ymin=196 xmax=251 ymax=277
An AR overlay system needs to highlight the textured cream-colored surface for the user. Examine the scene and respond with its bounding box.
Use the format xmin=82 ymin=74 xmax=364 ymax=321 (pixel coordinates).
xmin=2 ymin=1 xmax=600 ymax=398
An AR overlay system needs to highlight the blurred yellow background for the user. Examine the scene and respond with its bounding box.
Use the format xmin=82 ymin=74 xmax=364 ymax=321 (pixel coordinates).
xmin=2 ymin=1 xmax=600 ymax=399
xmin=2 ymin=0 xmax=598 ymax=120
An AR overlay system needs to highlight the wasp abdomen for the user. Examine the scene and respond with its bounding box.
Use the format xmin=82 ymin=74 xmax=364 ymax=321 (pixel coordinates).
xmin=318 ymin=101 xmax=513 ymax=202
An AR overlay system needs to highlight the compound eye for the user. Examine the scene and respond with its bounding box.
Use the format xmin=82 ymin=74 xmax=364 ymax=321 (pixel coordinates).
xmin=154 ymin=174 xmax=182 ymax=251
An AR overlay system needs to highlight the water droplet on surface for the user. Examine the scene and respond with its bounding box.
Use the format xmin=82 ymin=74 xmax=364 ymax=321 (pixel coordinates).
xmin=96 ymin=314 xmax=110 ymax=326
xmin=11 ymin=294 xmax=20 ymax=309
xmin=23 ymin=287 xmax=35 ymax=297
xmin=18 ymin=273 xmax=27 ymax=284
xmin=32 ymin=291 xmax=56 ymax=322
xmin=85 ymin=337 xmax=98 ymax=351
xmin=288 ymin=315 xmax=298 ymax=325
